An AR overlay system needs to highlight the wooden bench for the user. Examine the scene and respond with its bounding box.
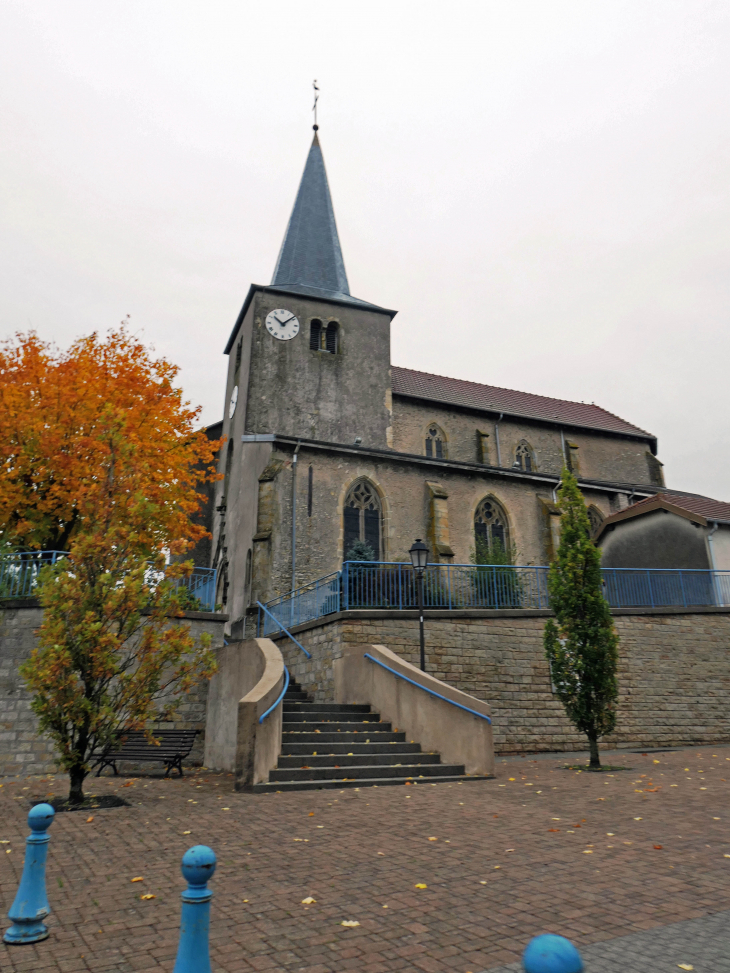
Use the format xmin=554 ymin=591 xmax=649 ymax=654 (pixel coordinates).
xmin=94 ymin=729 xmax=199 ymax=778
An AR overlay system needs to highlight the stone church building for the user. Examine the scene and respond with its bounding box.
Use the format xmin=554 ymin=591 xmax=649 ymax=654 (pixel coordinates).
xmin=206 ymin=129 xmax=669 ymax=634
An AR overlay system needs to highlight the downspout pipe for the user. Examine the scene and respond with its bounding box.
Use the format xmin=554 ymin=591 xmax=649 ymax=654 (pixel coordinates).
xmin=291 ymin=441 xmax=301 ymax=594
xmin=707 ymin=520 xmax=719 ymax=570
xmin=494 ymin=413 xmax=503 ymax=467
xmin=707 ymin=520 xmax=720 ymax=606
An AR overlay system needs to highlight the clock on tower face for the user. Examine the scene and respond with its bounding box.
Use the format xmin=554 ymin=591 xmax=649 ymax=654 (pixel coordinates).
xmin=265 ymin=308 xmax=300 ymax=341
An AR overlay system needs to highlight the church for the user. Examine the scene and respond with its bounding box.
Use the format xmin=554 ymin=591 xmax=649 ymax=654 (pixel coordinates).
xmin=205 ymin=127 xmax=669 ymax=634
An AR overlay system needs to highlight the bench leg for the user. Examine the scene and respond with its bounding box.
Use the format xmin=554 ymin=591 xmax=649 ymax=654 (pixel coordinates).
xmin=96 ymin=759 xmax=113 ymax=778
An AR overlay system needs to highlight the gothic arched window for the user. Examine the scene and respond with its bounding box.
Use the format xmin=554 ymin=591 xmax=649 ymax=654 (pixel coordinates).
xmin=587 ymin=505 xmax=604 ymax=536
xmin=343 ymin=479 xmax=382 ymax=561
xmin=425 ymin=424 xmax=447 ymax=459
xmin=514 ymin=441 xmax=535 ymax=472
xmin=474 ymin=496 xmax=510 ymax=561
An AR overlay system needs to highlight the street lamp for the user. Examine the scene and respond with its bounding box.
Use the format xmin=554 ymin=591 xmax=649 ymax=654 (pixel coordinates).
xmin=409 ymin=539 xmax=429 ymax=671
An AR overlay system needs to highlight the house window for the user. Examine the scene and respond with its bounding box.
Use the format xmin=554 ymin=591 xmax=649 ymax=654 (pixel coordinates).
xmin=474 ymin=496 xmax=510 ymax=560
xmin=343 ymin=478 xmax=382 ymax=560
xmin=514 ymin=441 xmax=535 ymax=472
xmin=425 ymin=424 xmax=447 ymax=459
xmin=310 ymin=319 xmax=339 ymax=353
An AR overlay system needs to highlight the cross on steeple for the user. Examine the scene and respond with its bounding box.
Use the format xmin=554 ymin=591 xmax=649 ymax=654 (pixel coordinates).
xmin=312 ymin=80 xmax=319 ymax=130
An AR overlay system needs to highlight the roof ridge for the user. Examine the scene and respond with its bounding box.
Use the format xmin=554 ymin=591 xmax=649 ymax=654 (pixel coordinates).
xmin=391 ymin=365 xmax=654 ymax=438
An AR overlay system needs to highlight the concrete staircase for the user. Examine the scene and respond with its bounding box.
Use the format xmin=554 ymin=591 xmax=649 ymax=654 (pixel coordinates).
xmin=253 ymin=676 xmax=489 ymax=792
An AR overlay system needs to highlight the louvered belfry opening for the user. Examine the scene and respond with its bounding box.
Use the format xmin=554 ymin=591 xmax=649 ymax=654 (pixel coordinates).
xmin=343 ymin=479 xmax=381 ymax=560
xmin=325 ymin=322 xmax=338 ymax=354
xmin=309 ymin=319 xmax=323 ymax=351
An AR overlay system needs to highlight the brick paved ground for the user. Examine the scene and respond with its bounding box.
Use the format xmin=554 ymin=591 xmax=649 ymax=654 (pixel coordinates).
xmin=0 ymin=744 xmax=729 ymax=973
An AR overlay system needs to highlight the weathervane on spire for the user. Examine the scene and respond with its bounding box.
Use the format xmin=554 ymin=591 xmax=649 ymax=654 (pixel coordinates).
xmin=312 ymin=80 xmax=319 ymax=131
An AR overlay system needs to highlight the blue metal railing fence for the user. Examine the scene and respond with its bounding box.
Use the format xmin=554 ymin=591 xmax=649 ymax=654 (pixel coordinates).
xmin=0 ymin=552 xmax=217 ymax=611
xmin=258 ymin=561 xmax=730 ymax=635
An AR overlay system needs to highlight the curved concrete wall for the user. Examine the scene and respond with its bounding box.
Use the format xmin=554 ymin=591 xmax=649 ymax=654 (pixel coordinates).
xmin=204 ymin=637 xmax=285 ymax=790
xmin=334 ymin=641 xmax=494 ymax=776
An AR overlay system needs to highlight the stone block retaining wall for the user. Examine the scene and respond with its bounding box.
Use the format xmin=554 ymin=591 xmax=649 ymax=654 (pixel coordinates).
xmin=272 ymin=608 xmax=730 ymax=754
xmin=0 ymin=601 xmax=226 ymax=776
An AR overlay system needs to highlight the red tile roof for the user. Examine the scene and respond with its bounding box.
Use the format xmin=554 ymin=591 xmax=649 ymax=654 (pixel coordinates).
xmin=633 ymin=491 xmax=730 ymax=523
xmin=391 ymin=366 xmax=654 ymax=440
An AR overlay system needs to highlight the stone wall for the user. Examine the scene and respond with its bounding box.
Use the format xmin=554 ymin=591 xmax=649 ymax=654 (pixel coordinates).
xmin=0 ymin=601 xmax=226 ymax=777
xmin=272 ymin=607 xmax=730 ymax=754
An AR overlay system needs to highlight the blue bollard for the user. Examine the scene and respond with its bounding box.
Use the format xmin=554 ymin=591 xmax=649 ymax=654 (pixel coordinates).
xmin=4 ymin=802 xmax=56 ymax=944
xmin=523 ymin=933 xmax=584 ymax=973
xmin=173 ymin=845 xmax=217 ymax=973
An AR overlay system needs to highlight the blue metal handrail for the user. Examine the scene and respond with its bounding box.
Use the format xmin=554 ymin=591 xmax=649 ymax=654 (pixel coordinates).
xmin=0 ymin=552 xmax=217 ymax=610
xmin=256 ymin=601 xmax=311 ymax=658
xmin=363 ymin=652 xmax=492 ymax=723
xmin=266 ymin=562 xmax=730 ymax=624
xmin=258 ymin=664 xmax=290 ymax=724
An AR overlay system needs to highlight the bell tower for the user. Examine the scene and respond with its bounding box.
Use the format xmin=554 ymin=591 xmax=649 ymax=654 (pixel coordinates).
xmin=221 ymin=129 xmax=397 ymax=451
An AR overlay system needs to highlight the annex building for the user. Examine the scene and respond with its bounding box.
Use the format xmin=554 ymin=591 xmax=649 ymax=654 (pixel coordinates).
xmin=206 ymin=129 xmax=673 ymax=635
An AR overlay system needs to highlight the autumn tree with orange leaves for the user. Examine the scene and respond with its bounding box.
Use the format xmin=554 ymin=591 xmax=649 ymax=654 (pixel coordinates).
xmin=0 ymin=327 xmax=222 ymax=804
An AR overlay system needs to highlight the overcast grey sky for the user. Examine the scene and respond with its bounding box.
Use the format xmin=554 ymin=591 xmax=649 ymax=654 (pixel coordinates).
xmin=1 ymin=1 xmax=729 ymax=498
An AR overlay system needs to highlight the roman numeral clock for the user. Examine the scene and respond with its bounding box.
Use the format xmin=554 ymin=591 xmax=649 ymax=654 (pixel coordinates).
xmin=265 ymin=308 xmax=300 ymax=340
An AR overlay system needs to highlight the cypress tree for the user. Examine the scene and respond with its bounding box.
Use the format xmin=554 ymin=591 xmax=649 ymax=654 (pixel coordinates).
xmin=544 ymin=469 xmax=619 ymax=769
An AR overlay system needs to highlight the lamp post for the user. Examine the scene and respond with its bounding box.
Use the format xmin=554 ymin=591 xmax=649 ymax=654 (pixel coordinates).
xmin=409 ymin=539 xmax=429 ymax=671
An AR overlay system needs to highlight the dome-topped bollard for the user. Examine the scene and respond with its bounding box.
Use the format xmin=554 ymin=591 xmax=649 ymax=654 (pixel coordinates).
xmin=173 ymin=845 xmax=217 ymax=973
xmin=523 ymin=934 xmax=584 ymax=973
xmin=4 ymin=803 xmax=55 ymax=944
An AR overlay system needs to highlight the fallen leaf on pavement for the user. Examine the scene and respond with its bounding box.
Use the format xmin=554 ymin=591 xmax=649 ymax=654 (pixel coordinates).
xmin=301 ymin=897 xmax=316 ymax=904
xmin=654 ymin=845 xmax=663 ymax=850
xmin=677 ymin=965 xmax=694 ymax=971
xmin=428 ymin=837 xmax=437 ymax=841
xmin=131 ymin=877 xmax=144 ymax=883
xmin=86 ymin=816 xmax=94 ymax=823
xmin=140 ymin=894 xmax=155 ymax=900
xmin=341 ymin=920 xmax=360 ymax=927
xmin=308 ymin=812 xmax=314 ymax=816
xmin=414 ymin=883 xmax=428 ymax=889
xmin=548 ymin=829 xmax=560 ymax=832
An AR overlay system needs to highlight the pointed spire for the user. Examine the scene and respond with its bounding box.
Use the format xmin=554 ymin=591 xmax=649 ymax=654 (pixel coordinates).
xmin=271 ymin=132 xmax=351 ymax=299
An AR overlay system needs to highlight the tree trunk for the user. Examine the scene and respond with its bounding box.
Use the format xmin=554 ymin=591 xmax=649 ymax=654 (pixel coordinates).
xmin=68 ymin=764 xmax=86 ymax=804
xmin=587 ymin=729 xmax=601 ymax=770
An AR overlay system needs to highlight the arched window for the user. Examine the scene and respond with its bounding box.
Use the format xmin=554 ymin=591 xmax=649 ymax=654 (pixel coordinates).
xmin=587 ymin=505 xmax=604 ymax=536
xmin=514 ymin=441 xmax=535 ymax=472
xmin=216 ymin=560 xmax=229 ymax=609
xmin=310 ymin=319 xmax=339 ymax=353
xmin=325 ymin=321 xmax=338 ymax=353
xmin=425 ymin=424 xmax=447 ymax=459
xmin=343 ymin=479 xmax=382 ymax=561
xmin=309 ymin=319 xmax=322 ymax=351
xmin=474 ymin=496 xmax=510 ymax=561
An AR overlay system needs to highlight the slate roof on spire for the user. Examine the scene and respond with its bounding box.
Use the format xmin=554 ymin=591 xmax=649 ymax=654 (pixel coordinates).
xmin=270 ymin=133 xmax=387 ymax=312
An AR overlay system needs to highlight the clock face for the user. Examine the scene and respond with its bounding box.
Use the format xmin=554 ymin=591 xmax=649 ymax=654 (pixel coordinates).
xmin=265 ymin=308 xmax=300 ymax=341
xmin=229 ymin=385 xmax=238 ymax=419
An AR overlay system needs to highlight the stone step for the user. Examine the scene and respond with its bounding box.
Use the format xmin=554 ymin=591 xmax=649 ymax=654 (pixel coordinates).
xmin=281 ymin=730 xmax=405 ymax=743
xmin=280 ymin=741 xmax=422 ymax=756
xmin=284 ymin=693 xmax=309 ymax=703
xmin=269 ymin=762 xmax=464 ymax=782
xmin=283 ymin=714 xmax=382 ymax=726
xmin=276 ymin=752 xmax=441 ymax=769
xmin=253 ymin=775 xmax=492 ymax=793
xmin=281 ymin=720 xmax=391 ymax=732
xmin=283 ymin=703 xmax=372 ymax=714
